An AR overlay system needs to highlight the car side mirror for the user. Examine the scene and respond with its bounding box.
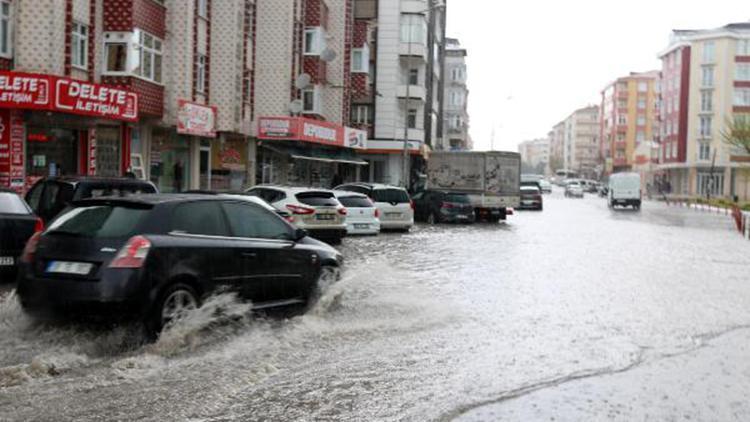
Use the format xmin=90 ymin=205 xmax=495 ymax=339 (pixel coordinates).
xmin=293 ymin=228 xmax=308 ymax=241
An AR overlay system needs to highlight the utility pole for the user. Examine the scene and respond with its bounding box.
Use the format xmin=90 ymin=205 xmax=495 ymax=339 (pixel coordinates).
xmin=401 ymin=20 xmax=413 ymax=189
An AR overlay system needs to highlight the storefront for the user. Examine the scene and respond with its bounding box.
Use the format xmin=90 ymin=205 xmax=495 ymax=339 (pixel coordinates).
xmin=0 ymin=71 xmax=138 ymax=194
xmin=256 ymin=117 xmax=368 ymax=188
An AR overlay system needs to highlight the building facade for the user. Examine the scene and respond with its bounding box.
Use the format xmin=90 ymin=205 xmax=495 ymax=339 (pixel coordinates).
xmin=600 ymin=71 xmax=661 ymax=180
xmin=442 ymin=37 xmax=470 ymax=151
xmin=658 ymin=23 xmax=750 ymax=200
xmin=518 ymin=138 xmax=549 ymax=175
xmin=560 ymin=105 xmax=600 ymax=179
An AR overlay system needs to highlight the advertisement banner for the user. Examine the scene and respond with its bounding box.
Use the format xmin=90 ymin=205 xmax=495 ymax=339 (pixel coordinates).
xmin=177 ymin=100 xmax=217 ymax=138
xmin=54 ymin=78 xmax=138 ymax=122
xmin=258 ymin=117 xmax=359 ymax=148
xmin=9 ymin=110 xmax=24 ymax=193
xmin=88 ymin=129 xmax=97 ymax=176
xmin=0 ymin=71 xmax=139 ymax=121
xmin=344 ymin=127 xmax=368 ymax=150
xmin=258 ymin=117 xmax=296 ymax=138
xmin=0 ymin=109 xmax=10 ymax=187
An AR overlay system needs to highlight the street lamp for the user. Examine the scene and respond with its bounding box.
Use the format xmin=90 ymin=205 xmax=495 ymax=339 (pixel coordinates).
xmin=401 ymin=1 xmax=446 ymax=188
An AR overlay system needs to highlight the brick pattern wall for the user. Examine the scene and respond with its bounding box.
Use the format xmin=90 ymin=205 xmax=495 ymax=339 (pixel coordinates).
xmin=132 ymin=0 xmax=166 ymax=38
xmin=102 ymin=0 xmax=133 ymax=31
xmin=341 ymin=0 xmax=352 ymax=126
xmin=15 ymin=0 xmax=67 ymax=75
xmin=88 ymin=0 xmax=96 ymax=80
xmin=350 ymin=20 xmax=369 ymax=100
xmin=163 ymin=0 xmax=194 ymax=124
xmin=102 ymin=76 xmax=164 ymax=116
xmin=254 ymin=0 xmax=297 ymax=119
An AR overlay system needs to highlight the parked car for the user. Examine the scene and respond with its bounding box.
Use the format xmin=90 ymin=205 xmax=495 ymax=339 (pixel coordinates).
xmin=333 ymin=191 xmax=380 ymax=235
xmin=185 ymin=190 xmax=294 ymax=223
xmin=582 ymin=180 xmax=600 ymax=193
xmin=0 ymin=189 xmax=44 ymax=281
xmin=246 ymin=186 xmax=347 ymax=244
xmin=16 ymin=194 xmax=343 ymax=335
xmin=520 ymin=180 xmax=542 ymax=190
xmin=538 ymin=179 xmax=553 ymax=194
xmin=412 ymin=190 xmax=475 ymax=224
xmin=518 ymin=186 xmax=544 ymax=210
xmin=25 ymin=176 xmax=158 ymax=224
xmin=334 ymin=183 xmax=414 ymax=231
xmin=608 ymin=172 xmax=642 ymax=210
xmin=564 ymin=181 xmax=585 ymax=198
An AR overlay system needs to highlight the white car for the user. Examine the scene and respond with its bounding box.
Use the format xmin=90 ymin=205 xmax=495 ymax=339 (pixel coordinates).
xmin=245 ymin=185 xmax=347 ymax=244
xmin=333 ymin=191 xmax=381 ymax=235
xmin=564 ymin=181 xmax=584 ymax=198
xmin=334 ymin=183 xmax=414 ymax=231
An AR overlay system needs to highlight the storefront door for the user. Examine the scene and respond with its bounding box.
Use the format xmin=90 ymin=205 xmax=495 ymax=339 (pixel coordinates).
xmin=150 ymin=130 xmax=191 ymax=193
xmin=199 ymin=146 xmax=211 ymax=190
xmin=95 ymin=126 xmax=122 ymax=177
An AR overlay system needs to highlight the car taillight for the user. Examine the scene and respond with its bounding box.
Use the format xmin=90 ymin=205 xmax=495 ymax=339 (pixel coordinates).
xmin=410 ymin=200 xmax=415 ymax=211
xmin=506 ymin=208 xmax=514 ymax=216
xmin=338 ymin=207 xmax=348 ymax=216
xmin=374 ymin=208 xmax=381 ymax=218
xmin=20 ymin=232 xmax=42 ymax=264
xmin=286 ymin=204 xmax=315 ymax=215
xmin=441 ymin=202 xmax=455 ymax=209
xmin=34 ymin=218 xmax=44 ymax=233
xmin=109 ymin=235 xmax=151 ymax=269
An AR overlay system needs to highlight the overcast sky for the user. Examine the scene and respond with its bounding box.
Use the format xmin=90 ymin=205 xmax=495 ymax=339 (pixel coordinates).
xmin=446 ymin=0 xmax=749 ymax=152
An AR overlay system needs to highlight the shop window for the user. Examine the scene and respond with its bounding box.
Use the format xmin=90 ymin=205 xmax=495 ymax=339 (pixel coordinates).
xmin=72 ymin=22 xmax=89 ymax=69
xmin=150 ymin=131 xmax=191 ymax=193
xmin=26 ymin=129 xmax=78 ymax=178
xmin=0 ymin=1 xmax=12 ymax=58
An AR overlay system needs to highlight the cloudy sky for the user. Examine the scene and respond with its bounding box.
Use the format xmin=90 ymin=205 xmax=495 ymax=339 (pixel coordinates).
xmin=446 ymin=0 xmax=749 ymax=152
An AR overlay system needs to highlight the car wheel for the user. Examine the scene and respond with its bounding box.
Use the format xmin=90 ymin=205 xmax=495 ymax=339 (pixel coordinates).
xmin=148 ymin=283 xmax=200 ymax=336
xmin=307 ymin=265 xmax=341 ymax=308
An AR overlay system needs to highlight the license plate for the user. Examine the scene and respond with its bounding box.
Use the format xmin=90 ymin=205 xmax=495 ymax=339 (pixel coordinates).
xmin=0 ymin=256 xmax=14 ymax=266
xmin=46 ymin=261 xmax=93 ymax=275
xmin=316 ymin=214 xmax=335 ymax=221
xmin=385 ymin=213 xmax=402 ymax=218
xmin=354 ymin=223 xmax=369 ymax=229
xmin=456 ymin=215 xmax=468 ymax=219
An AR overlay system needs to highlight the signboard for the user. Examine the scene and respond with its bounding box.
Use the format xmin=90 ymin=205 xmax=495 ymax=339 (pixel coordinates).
xmin=9 ymin=110 xmax=24 ymax=193
xmin=55 ymin=78 xmax=138 ymax=122
xmin=0 ymin=71 xmax=138 ymax=121
xmin=88 ymin=128 xmax=97 ymax=176
xmin=177 ymin=100 xmax=217 ymax=138
xmin=259 ymin=117 xmax=367 ymax=150
xmin=0 ymin=109 xmax=10 ymax=187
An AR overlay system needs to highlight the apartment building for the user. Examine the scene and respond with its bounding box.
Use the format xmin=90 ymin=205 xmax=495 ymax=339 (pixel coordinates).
xmin=600 ymin=71 xmax=661 ymax=176
xmin=556 ymin=106 xmax=600 ymax=179
xmin=549 ymin=122 xmax=565 ymax=174
xmin=518 ymin=138 xmax=550 ymax=175
xmin=442 ymin=37 xmax=471 ymax=151
xmin=0 ymin=0 xmax=257 ymax=194
xmin=658 ymin=23 xmax=750 ymax=199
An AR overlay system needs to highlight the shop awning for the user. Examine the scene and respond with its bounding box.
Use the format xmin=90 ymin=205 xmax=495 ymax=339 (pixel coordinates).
xmin=262 ymin=143 xmax=368 ymax=166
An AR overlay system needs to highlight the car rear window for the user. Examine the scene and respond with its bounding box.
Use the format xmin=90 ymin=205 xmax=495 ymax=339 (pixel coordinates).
xmin=0 ymin=192 xmax=31 ymax=214
xmin=45 ymin=205 xmax=149 ymax=238
xmin=338 ymin=196 xmax=373 ymax=208
xmin=521 ymin=187 xmax=540 ymax=193
xmin=372 ymin=189 xmax=410 ymax=204
xmin=296 ymin=192 xmax=340 ymax=206
xmin=444 ymin=193 xmax=470 ymax=203
xmin=81 ymin=184 xmax=157 ymax=199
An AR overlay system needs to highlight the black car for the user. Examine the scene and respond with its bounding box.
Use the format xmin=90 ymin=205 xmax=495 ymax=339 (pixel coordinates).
xmin=16 ymin=194 xmax=343 ymax=334
xmin=518 ymin=186 xmax=543 ymax=210
xmin=412 ymin=190 xmax=475 ymax=224
xmin=25 ymin=176 xmax=158 ymax=224
xmin=0 ymin=189 xmax=44 ymax=281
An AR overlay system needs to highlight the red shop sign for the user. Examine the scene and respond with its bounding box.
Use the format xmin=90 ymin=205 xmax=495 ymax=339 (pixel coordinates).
xmin=258 ymin=117 xmax=344 ymax=147
xmin=0 ymin=109 xmax=10 ymax=188
xmin=0 ymin=72 xmax=52 ymax=110
xmin=177 ymin=100 xmax=217 ymax=138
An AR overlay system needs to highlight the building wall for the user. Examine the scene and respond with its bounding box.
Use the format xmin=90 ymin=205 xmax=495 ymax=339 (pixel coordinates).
xmin=15 ymin=0 xmax=68 ymax=75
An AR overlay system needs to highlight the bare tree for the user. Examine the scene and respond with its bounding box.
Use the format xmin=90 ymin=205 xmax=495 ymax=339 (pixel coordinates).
xmin=722 ymin=116 xmax=750 ymax=155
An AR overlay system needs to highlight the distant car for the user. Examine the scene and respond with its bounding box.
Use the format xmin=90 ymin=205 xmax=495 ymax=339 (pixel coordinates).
xmin=412 ymin=190 xmax=475 ymax=224
xmin=246 ymin=186 xmax=347 ymax=244
xmin=16 ymin=194 xmax=343 ymax=335
xmin=608 ymin=172 xmax=642 ymax=210
xmin=334 ymin=183 xmax=414 ymax=231
xmin=25 ymin=176 xmax=158 ymax=224
xmin=333 ymin=191 xmax=380 ymax=235
xmin=520 ymin=180 xmax=542 ymax=191
xmin=0 ymin=189 xmax=44 ymax=281
xmin=538 ymin=180 xmax=552 ymax=194
xmin=582 ymin=180 xmax=600 ymax=193
xmin=565 ymin=181 xmax=585 ymax=198
xmin=518 ymin=186 xmax=544 ymax=210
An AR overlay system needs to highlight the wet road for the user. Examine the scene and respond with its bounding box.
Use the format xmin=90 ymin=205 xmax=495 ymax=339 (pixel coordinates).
xmin=2 ymin=190 xmax=750 ymax=421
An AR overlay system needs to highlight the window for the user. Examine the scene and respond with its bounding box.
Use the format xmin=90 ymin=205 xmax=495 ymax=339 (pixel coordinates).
xmin=636 ymin=131 xmax=645 ymax=143
xmin=735 ymin=88 xmax=750 ymax=107
xmin=637 ymin=98 xmax=646 ymax=109
xmin=351 ymin=105 xmax=371 ymax=125
xmin=105 ymin=42 xmax=128 ymax=72
xmin=636 ymin=115 xmax=646 ymax=126
xmin=697 ymin=173 xmax=723 ymax=196
xmin=699 ymin=116 xmax=712 ymax=137
xmin=46 ymin=206 xmax=148 ymax=239
xmin=451 ymin=91 xmax=463 ymax=106
xmin=197 ymin=0 xmax=208 ymax=18
xmin=452 ymin=67 xmax=464 ymax=82
xmin=304 ymin=27 xmax=326 ymax=55
xmin=171 ymin=201 xmax=229 ymax=237
xmin=135 ymin=31 xmax=163 ymax=82
xmin=302 ymin=86 xmax=321 ymax=114
xmin=702 ymin=66 xmax=714 ymax=87
xmin=617 ymin=115 xmax=627 ymax=125
xmin=407 ymin=68 xmax=419 ymax=85
xmin=196 ymin=54 xmax=206 ymax=93
xmin=617 ymin=99 xmax=627 ymax=108
xmin=737 ymin=63 xmax=750 ymax=82
xmin=698 ymin=143 xmax=711 ymax=160
xmin=703 ymin=41 xmax=715 ymax=63
xmin=222 ymin=202 xmax=292 ymax=240
xmin=738 ymin=39 xmax=750 ymax=56
xmin=449 ymin=115 xmax=462 ymax=129
xmin=71 ymin=22 xmax=89 ymax=69
xmin=700 ymin=91 xmax=713 ymax=112
xmin=637 ymin=82 xmax=648 ymax=92
xmin=407 ymin=108 xmax=417 ymax=129
xmin=0 ymin=1 xmax=11 ymax=58
xmin=351 ymin=46 xmax=369 ymax=73
xmin=400 ymin=14 xmax=427 ymax=44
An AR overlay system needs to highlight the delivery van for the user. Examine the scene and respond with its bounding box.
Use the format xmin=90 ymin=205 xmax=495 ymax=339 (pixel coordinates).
xmin=608 ymin=173 xmax=642 ymax=210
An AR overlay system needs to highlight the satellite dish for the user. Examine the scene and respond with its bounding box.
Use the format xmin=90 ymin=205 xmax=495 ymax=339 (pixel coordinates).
xmin=289 ymin=99 xmax=303 ymax=114
xmin=295 ymin=73 xmax=312 ymax=90
xmin=320 ymin=48 xmax=337 ymax=63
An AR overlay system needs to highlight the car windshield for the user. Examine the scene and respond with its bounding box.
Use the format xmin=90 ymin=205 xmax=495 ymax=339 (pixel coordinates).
xmin=0 ymin=192 xmax=31 ymax=214
xmin=296 ymin=191 xmax=340 ymax=207
xmin=372 ymin=189 xmax=410 ymax=204
xmin=45 ymin=205 xmax=149 ymax=238
xmin=337 ymin=196 xmax=373 ymax=208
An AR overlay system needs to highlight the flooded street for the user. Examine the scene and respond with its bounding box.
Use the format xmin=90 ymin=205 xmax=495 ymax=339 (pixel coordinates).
xmin=2 ymin=191 xmax=750 ymax=421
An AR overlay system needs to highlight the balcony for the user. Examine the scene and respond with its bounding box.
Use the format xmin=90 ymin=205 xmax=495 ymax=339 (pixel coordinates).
xmin=399 ymin=42 xmax=427 ymax=59
xmin=394 ymin=128 xmax=425 ymax=143
xmin=397 ymin=85 xmax=426 ymax=101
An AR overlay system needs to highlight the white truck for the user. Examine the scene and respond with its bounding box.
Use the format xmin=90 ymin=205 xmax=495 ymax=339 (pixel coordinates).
xmin=425 ymin=151 xmax=521 ymax=221
xmin=608 ymin=172 xmax=642 ymax=210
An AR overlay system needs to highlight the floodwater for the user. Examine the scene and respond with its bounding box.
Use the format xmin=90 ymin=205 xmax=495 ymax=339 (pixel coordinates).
xmin=1 ymin=190 xmax=750 ymax=421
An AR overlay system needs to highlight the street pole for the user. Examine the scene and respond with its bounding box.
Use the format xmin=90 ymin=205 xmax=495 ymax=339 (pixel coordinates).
xmin=401 ymin=17 xmax=414 ymax=189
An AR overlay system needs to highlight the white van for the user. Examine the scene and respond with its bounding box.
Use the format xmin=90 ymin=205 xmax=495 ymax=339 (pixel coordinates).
xmin=608 ymin=173 xmax=642 ymax=210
